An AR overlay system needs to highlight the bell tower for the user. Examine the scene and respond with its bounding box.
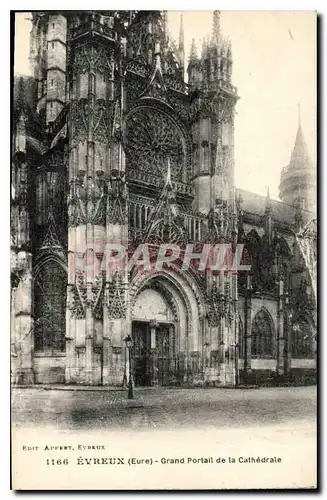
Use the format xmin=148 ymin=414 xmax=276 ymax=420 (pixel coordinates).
xmin=30 ymin=13 xmax=67 ymax=124
xmin=188 ymin=12 xmax=240 ymax=386
xmin=188 ymin=11 xmax=238 ymax=215
xmin=279 ymin=105 xmax=316 ymax=213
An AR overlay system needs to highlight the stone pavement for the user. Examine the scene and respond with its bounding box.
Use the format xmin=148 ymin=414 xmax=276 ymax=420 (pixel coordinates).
xmin=12 ymin=385 xmax=317 ymax=432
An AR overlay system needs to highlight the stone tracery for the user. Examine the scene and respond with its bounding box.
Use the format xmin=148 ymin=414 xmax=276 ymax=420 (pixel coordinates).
xmin=123 ymin=106 xmax=186 ymax=182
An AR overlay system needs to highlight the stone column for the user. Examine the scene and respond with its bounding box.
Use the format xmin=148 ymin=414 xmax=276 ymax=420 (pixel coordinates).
xmin=243 ymin=275 xmax=253 ymax=381
xmin=65 ymin=284 xmax=76 ymax=382
xmin=103 ymin=73 xmax=129 ymax=386
xmin=177 ymin=351 xmax=186 ymax=385
xmin=283 ymin=291 xmax=292 ymax=376
xmin=206 ymin=264 xmax=220 ymax=386
xmin=276 ymin=280 xmax=285 ymax=375
xmin=203 ymin=341 xmax=210 ymax=386
xmin=66 ymin=40 xmax=111 ymax=385
xmin=14 ymin=253 xmax=34 ymax=385
xmin=12 ymin=120 xmax=34 ymax=385
xmin=190 ymin=351 xmax=202 ymax=386
xmin=218 ymin=271 xmax=237 ymax=386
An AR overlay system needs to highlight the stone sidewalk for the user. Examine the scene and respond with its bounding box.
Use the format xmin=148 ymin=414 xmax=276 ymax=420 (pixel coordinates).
xmin=12 ymin=385 xmax=317 ymax=432
xmin=13 ymin=383 xmax=260 ymax=391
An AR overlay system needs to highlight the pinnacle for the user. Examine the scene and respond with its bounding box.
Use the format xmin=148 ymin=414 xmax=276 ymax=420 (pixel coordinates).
xmin=188 ymin=38 xmax=198 ymax=64
xmin=290 ymin=122 xmax=312 ymax=170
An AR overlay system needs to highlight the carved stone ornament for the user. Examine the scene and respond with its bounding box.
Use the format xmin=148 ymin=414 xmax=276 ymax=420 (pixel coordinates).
xmin=93 ymin=99 xmax=112 ymax=144
xmin=142 ymin=162 xmax=187 ymax=245
xmin=296 ymin=219 xmax=317 ymax=304
xmin=123 ymin=107 xmax=187 ymax=183
xmin=189 ymin=93 xmax=235 ymax=124
xmin=73 ymin=45 xmax=113 ymax=75
xmin=107 ymin=170 xmax=128 ymax=225
xmin=70 ymin=99 xmax=89 ymax=144
xmin=207 ymin=199 xmax=231 ymax=242
xmin=40 ymin=213 xmax=65 ymax=256
xmin=68 ymin=171 xmax=106 ymax=227
xmin=71 ymin=98 xmax=112 ymax=146
xmin=125 ymin=54 xmax=152 ymax=80
xmin=106 ymin=269 xmax=127 ymax=319
xmin=68 ymin=275 xmax=105 ymax=320
xmin=166 ymin=90 xmax=190 ymax=123
xmin=125 ymin=77 xmax=148 ymax=107
xmin=207 ymin=290 xmax=233 ymax=327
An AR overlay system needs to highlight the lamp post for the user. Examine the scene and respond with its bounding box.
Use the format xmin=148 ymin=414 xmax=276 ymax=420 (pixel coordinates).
xmin=203 ymin=342 xmax=210 ymax=387
xmin=124 ymin=335 xmax=134 ymax=399
xmin=230 ymin=341 xmax=239 ymax=387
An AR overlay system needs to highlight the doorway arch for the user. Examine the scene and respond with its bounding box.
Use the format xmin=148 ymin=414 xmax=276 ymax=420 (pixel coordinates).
xmin=130 ymin=267 xmax=204 ymax=386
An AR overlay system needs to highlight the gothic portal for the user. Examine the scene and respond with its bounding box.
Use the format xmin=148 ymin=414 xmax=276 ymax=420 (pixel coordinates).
xmin=11 ymin=11 xmax=317 ymax=387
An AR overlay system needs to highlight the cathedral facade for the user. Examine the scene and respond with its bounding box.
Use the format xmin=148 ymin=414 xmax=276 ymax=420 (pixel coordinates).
xmin=11 ymin=11 xmax=317 ymax=387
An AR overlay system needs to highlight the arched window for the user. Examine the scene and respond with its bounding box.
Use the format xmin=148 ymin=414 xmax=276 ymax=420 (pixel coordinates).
xmin=251 ymin=309 xmax=274 ymax=358
xmin=34 ymin=260 xmax=67 ymax=353
xmin=291 ymin=315 xmax=314 ymax=358
xmin=239 ymin=229 xmax=261 ymax=291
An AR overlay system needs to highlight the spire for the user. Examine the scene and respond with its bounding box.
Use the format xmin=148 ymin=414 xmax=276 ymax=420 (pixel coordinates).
xmin=189 ymin=38 xmax=198 ymax=63
xmin=221 ymin=37 xmax=228 ymax=57
xmin=290 ymin=106 xmax=312 ymax=170
xmin=162 ymin=157 xmax=175 ymax=201
xmin=160 ymin=157 xmax=176 ymax=206
xmin=226 ymin=36 xmax=232 ymax=58
xmin=142 ymin=157 xmax=184 ymax=244
xmin=264 ymin=187 xmax=273 ymax=245
xmin=178 ymin=13 xmax=184 ymax=52
xmin=201 ymin=37 xmax=208 ymax=60
xmin=279 ymin=104 xmax=315 ymax=210
xmin=143 ymin=40 xmax=167 ymax=98
xmin=162 ymin=11 xmax=168 ymax=42
xmin=212 ymin=10 xmax=221 ymax=46
xmin=178 ymin=14 xmax=185 ymax=70
xmin=265 ymin=186 xmax=272 ymax=212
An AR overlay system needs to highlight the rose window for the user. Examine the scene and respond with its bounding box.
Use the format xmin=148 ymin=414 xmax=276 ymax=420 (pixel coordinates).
xmin=123 ymin=107 xmax=187 ymax=183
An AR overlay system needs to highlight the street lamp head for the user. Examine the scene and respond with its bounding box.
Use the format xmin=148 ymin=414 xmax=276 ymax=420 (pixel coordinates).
xmin=124 ymin=335 xmax=133 ymax=349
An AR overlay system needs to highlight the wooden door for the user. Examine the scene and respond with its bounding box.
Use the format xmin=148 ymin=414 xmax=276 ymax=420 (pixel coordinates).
xmin=132 ymin=321 xmax=149 ymax=386
xmin=156 ymin=324 xmax=176 ymax=386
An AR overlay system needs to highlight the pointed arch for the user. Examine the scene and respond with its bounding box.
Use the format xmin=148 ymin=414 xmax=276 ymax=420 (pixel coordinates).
xmin=33 ymin=253 xmax=67 ymax=282
xmin=251 ymin=307 xmax=274 ymax=358
xmin=240 ymin=229 xmax=262 ymax=289
xmin=276 ymin=235 xmax=292 ymax=258
xmin=244 ymin=230 xmax=261 ymax=265
xmin=33 ymin=257 xmax=67 ymax=353
xmin=130 ymin=263 xmax=206 ymax=352
xmin=291 ymin=313 xmax=315 ymax=359
xmin=275 ymin=234 xmax=293 ymax=286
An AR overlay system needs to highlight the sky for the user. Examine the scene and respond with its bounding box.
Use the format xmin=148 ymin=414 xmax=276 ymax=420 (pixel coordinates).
xmin=14 ymin=11 xmax=316 ymax=200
